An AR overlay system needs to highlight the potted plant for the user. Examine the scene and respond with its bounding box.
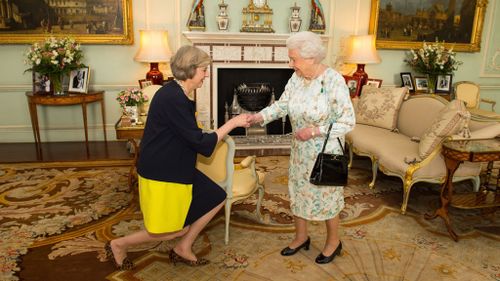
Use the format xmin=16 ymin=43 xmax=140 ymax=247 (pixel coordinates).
xmin=116 ymin=88 xmax=149 ymax=124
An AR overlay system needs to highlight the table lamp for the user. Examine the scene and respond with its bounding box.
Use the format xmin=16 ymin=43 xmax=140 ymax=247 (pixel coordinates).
xmin=344 ymin=34 xmax=381 ymax=86
xmin=134 ymin=30 xmax=172 ymax=85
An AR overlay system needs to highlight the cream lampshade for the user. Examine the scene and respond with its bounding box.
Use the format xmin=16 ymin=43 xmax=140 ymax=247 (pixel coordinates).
xmin=344 ymin=34 xmax=381 ymax=86
xmin=134 ymin=30 xmax=172 ymax=85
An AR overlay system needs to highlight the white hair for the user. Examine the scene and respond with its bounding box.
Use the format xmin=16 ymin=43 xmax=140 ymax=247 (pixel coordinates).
xmin=286 ymin=31 xmax=326 ymax=62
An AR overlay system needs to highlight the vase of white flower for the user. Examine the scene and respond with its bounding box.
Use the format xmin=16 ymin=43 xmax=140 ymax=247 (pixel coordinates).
xmin=405 ymin=41 xmax=462 ymax=94
xmin=24 ymin=37 xmax=85 ymax=95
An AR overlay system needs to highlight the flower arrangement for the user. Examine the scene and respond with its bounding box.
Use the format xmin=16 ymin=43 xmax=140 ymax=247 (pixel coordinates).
xmin=404 ymin=41 xmax=462 ymax=75
xmin=24 ymin=37 xmax=85 ymax=93
xmin=116 ymin=88 xmax=149 ymax=108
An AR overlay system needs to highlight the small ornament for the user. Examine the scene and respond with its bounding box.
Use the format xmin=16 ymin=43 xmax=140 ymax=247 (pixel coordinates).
xmin=187 ymin=0 xmax=206 ymax=31
xmin=217 ymin=0 xmax=229 ymax=31
xmin=289 ymin=2 xmax=302 ymax=33
xmin=309 ymin=0 xmax=325 ymax=34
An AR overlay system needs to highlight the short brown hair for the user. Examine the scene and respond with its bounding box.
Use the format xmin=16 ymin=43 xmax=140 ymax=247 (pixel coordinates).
xmin=170 ymin=45 xmax=211 ymax=80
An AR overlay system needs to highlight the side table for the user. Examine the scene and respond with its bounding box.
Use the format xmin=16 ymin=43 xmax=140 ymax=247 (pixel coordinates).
xmin=115 ymin=120 xmax=144 ymax=189
xmin=26 ymin=91 xmax=107 ymax=158
xmin=424 ymin=138 xmax=500 ymax=241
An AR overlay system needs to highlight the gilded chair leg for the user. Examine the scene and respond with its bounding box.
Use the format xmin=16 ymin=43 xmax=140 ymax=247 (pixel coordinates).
xmin=400 ymin=182 xmax=413 ymax=215
xmin=369 ymin=159 xmax=378 ymax=189
xmin=255 ymin=184 xmax=264 ymax=221
xmin=224 ymin=200 xmax=232 ymax=245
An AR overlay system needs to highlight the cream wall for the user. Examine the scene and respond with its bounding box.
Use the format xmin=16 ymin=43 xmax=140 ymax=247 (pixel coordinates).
xmin=0 ymin=0 xmax=498 ymax=143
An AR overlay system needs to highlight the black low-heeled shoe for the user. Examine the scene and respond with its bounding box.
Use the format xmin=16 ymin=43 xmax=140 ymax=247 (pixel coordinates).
xmin=315 ymin=241 xmax=342 ymax=264
xmin=280 ymin=237 xmax=311 ymax=256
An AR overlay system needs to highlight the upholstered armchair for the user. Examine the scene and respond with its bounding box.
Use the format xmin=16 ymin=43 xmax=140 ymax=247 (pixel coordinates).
xmin=453 ymin=81 xmax=498 ymax=119
xmin=196 ymin=135 xmax=265 ymax=245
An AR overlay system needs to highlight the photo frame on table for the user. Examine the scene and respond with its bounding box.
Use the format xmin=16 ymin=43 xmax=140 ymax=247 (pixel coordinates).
xmin=0 ymin=0 xmax=133 ymax=44
xmin=365 ymin=78 xmax=383 ymax=88
xmin=436 ymin=74 xmax=453 ymax=94
xmin=368 ymin=0 xmax=488 ymax=52
xmin=343 ymin=75 xmax=362 ymax=98
xmin=138 ymin=79 xmax=154 ymax=89
xmin=400 ymin=72 xmax=414 ymax=92
xmin=32 ymin=72 xmax=50 ymax=94
xmin=414 ymin=76 xmax=429 ymax=93
xmin=68 ymin=67 xmax=90 ymax=93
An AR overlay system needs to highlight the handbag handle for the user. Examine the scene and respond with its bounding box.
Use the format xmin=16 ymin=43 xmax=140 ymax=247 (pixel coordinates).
xmin=320 ymin=123 xmax=345 ymax=155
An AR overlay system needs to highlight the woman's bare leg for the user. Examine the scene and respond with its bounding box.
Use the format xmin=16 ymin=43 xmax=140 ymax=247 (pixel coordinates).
xmin=110 ymin=227 xmax=189 ymax=265
xmin=288 ymin=216 xmax=309 ymax=248
xmin=173 ymin=201 xmax=225 ymax=261
xmin=321 ymin=215 xmax=340 ymax=255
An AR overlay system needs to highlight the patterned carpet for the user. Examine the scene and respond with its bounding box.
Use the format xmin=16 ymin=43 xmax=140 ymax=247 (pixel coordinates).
xmin=1 ymin=157 xmax=498 ymax=281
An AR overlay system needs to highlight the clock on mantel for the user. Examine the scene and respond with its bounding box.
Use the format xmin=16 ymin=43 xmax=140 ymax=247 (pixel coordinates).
xmin=241 ymin=0 xmax=274 ymax=33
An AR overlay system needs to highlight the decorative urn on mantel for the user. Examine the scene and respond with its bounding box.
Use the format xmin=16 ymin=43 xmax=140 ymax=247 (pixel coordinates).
xmin=217 ymin=0 xmax=229 ymax=31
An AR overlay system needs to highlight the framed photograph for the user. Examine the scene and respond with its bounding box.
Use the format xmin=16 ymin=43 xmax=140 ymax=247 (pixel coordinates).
xmin=368 ymin=0 xmax=488 ymax=52
xmin=414 ymin=77 xmax=429 ymax=93
xmin=68 ymin=67 xmax=90 ymax=93
xmin=436 ymin=74 xmax=453 ymax=94
xmin=400 ymin=72 xmax=414 ymax=92
xmin=32 ymin=72 xmax=51 ymax=94
xmin=343 ymin=75 xmax=363 ymax=98
xmin=366 ymin=78 xmax=383 ymax=88
xmin=0 ymin=0 xmax=133 ymax=44
xmin=138 ymin=79 xmax=154 ymax=89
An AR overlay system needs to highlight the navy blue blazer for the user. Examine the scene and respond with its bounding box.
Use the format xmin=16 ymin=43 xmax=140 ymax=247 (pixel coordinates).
xmin=137 ymin=81 xmax=217 ymax=184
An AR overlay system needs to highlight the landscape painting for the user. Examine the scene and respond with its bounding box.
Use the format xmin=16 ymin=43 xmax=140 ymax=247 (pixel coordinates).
xmin=369 ymin=0 xmax=488 ymax=52
xmin=0 ymin=0 xmax=133 ymax=44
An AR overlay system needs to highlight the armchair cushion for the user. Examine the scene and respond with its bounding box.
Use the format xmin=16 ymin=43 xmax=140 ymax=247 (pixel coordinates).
xmin=356 ymin=87 xmax=408 ymax=130
xmin=419 ymin=100 xmax=470 ymax=158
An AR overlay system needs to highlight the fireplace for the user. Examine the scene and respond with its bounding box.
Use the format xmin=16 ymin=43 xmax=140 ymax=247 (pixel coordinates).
xmin=182 ymin=31 xmax=329 ymax=152
xmin=217 ymin=67 xmax=294 ymax=136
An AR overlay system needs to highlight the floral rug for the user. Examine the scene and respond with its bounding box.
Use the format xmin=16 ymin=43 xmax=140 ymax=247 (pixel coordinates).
xmin=0 ymin=160 xmax=133 ymax=281
xmin=2 ymin=157 xmax=499 ymax=280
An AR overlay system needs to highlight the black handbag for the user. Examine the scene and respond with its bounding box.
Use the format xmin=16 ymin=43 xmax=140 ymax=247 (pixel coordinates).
xmin=309 ymin=124 xmax=349 ymax=186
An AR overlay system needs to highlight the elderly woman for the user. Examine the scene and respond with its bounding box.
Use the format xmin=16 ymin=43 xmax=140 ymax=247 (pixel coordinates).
xmin=249 ymin=31 xmax=355 ymax=264
xmin=105 ymin=45 xmax=250 ymax=270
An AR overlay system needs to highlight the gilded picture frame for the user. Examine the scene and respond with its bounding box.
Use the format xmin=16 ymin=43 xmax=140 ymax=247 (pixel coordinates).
xmin=368 ymin=0 xmax=488 ymax=52
xmin=0 ymin=0 xmax=133 ymax=44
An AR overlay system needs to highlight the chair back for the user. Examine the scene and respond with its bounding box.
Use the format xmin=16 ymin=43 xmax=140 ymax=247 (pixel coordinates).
xmin=196 ymin=135 xmax=235 ymax=193
xmin=454 ymin=81 xmax=480 ymax=109
xmin=141 ymin=85 xmax=162 ymax=113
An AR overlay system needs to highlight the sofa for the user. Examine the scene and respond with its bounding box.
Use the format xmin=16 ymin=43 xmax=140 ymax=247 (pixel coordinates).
xmin=346 ymin=87 xmax=500 ymax=214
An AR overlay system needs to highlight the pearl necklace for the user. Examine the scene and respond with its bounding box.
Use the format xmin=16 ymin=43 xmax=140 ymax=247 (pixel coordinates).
xmin=174 ymin=79 xmax=194 ymax=100
xmin=303 ymin=64 xmax=322 ymax=86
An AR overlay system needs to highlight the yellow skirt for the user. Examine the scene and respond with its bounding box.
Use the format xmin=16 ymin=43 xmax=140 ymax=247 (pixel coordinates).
xmin=138 ymin=175 xmax=192 ymax=234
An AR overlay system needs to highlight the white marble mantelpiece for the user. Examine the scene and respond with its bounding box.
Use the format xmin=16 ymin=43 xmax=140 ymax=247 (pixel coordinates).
xmin=182 ymin=31 xmax=331 ymax=130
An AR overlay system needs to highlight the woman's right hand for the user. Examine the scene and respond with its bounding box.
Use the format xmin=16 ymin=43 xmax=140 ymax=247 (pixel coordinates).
xmin=230 ymin=114 xmax=251 ymax=128
xmin=247 ymin=113 xmax=264 ymax=125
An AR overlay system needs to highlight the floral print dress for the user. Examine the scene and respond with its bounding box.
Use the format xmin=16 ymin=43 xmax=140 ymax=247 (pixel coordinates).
xmin=260 ymin=68 xmax=355 ymax=220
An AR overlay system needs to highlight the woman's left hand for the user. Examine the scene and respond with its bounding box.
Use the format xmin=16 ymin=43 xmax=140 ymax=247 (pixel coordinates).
xmin=295 ymin=127 xmax=315 ymax=141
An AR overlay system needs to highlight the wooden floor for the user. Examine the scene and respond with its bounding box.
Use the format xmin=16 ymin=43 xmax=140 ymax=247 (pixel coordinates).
xmin=0 ymin=141 xmax=134 ymax=163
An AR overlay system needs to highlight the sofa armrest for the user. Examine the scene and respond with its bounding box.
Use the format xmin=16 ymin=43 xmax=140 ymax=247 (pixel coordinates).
xmin=450 ymin=123 xmax=500 ymax=140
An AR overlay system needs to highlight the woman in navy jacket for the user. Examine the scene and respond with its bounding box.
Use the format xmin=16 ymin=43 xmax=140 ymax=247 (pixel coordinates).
xmin=106 ymin=45 xmax=250 ymax=270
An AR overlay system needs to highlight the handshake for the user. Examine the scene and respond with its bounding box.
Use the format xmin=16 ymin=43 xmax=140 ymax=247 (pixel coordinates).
xmin=230 ymin=113 xmax=263 ymax=128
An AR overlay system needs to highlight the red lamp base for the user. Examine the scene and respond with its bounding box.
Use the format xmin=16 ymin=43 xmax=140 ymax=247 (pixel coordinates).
xmin=146 ymin=62 xmax=164 ymax=85
xmin=352 ymin=64 xmax=368 ymax=86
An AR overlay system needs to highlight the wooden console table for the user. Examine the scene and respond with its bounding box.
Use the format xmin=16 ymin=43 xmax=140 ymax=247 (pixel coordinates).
xmin=115 ymin=120 xmax=144 ymax=188
xmin=26 ymin=91 xmax=107 ymax=157
xmin=424 ymin=138 xmax=500 ymax=241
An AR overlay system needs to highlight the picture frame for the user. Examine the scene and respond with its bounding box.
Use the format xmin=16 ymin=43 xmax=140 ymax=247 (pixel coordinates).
xmin=343 ymin=75 xmax=363 ymax=98
xmin=368 ymin=0 xmax=488 ymax=52
xmin=138 ymin=79 xmax=154 ymax=89
xmin=0 ymin=0 xmax=133 ymax=44
xmin=365 ymin=78 xmax=383 ymax=88
xmin=68 ymin=67 xmax=90 ymax=93
xmin=400 ymin=72 xmax=414 ymax=92
xmin=414 ymin=76 xmax=429 ymax=93
xmin=436 ymin=74 xmax=453 ymax=94
xmin=32 ymin=72 xmax=51 ymax=94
